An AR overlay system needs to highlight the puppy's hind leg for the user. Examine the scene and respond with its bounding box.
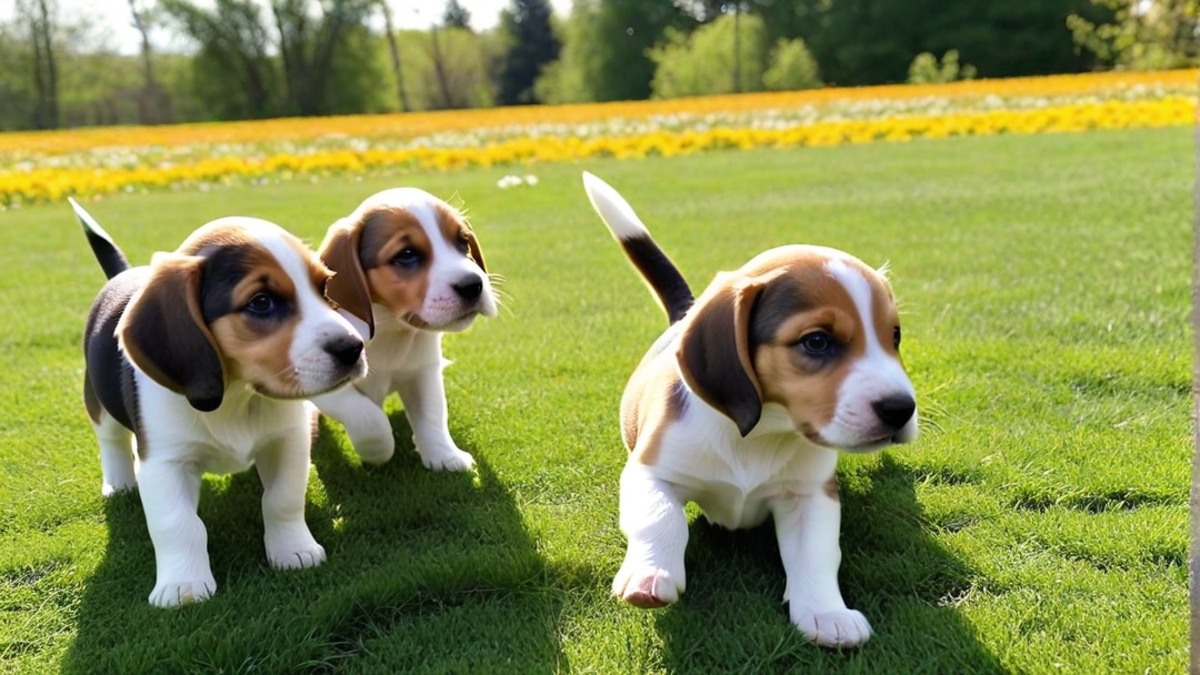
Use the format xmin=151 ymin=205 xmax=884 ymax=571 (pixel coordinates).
xmin=95 ymin=414 xmax=137 ymax=496
xmin=613 ymin=464 xmax=688 ymax=608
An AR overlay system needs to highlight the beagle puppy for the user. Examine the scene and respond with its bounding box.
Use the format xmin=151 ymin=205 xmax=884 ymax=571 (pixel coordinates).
xmin=581 ymin=173 xmax=918 ymax=648
xmin=73 ymin=199 xmax=367 ymax=608
xmin=310 ymin=188 xmax=496 ymax=472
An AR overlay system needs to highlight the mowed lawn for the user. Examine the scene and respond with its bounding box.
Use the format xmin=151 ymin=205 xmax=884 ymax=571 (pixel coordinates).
xmin=0 ymin=127 xmax=1189 ymax=674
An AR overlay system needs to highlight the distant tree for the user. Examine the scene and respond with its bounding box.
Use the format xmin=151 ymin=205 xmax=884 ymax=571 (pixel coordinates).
xmin=126 ymin=0 xmax=173 ymax=123
xmin=0 ymin=22 xmax=36 ymax=130
xmin=779 ymin=0 xmax=1113 ymax=85
xmin=443 ymin=0 xmax=472 ymax=30
xmin=16 ymin=0 xmax=59 ymax=129
xmin=586 ymin=0 xmax=690 ymax=101
xmin=377 ymin=0 xmax=411 ymax=112
xmin=497 ymin=0 xmax=559 ymax=104
xmin=649 ymin=12 xmax=820 ymax=98
xmin=161 ymin=0 xmax=277 ymax=119
xmin=1068 ymin=0 xmax=1199 ymax=68
xmin=268 ymin=0 xmax=376 ymax=116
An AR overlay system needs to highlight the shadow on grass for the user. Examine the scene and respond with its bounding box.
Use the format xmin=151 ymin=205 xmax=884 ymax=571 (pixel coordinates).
xmin=62 ymin=409 xmax=565 ymax=675
xmin=650 ymin=454 xmax=1004 ymax=674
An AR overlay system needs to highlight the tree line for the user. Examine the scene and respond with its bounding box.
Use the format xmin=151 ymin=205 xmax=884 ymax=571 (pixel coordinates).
xmin=1 ymin=0 xmax=1196 ymax=132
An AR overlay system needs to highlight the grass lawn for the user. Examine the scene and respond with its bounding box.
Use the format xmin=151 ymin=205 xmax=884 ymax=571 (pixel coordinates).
xmin=0 ymin=127 xmax=1190 ymax=674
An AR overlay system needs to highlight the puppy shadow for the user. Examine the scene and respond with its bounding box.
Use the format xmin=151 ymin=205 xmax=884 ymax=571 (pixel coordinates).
xmin=651 ymin=453 xmax=1004 ymax=674
xmin=61 ymin=408 xmax=566 ymax=674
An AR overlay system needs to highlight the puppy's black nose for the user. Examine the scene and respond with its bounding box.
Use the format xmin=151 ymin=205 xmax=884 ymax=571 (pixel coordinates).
xmin=325 ymin=336 xmax=363 ymax=367
xmin=872 ymin=394 xmax=915 ymax=429
xmin=452 ymin=276 xmax=484 ymax=303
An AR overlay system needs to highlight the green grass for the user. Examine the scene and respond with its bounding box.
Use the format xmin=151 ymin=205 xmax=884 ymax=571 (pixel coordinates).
xmin=0 ymin=127 xmax=1190 ymax=674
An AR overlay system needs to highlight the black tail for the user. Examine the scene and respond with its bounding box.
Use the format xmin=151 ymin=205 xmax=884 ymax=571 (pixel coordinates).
xmin=581 ymin=172 xmax=694 ymax=324
xmin=70 ymin=198 xmax=130 ymax=280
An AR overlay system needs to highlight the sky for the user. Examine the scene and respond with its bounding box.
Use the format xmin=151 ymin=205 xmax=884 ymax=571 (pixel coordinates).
xmin=1 ymin=0 xmax=574 ymax=55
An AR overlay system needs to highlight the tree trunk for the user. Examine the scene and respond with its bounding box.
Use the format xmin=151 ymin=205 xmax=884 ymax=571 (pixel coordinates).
xmin=428 ymin=25 xmax=454 ymax=109
xmin=378 ymin=0 xmax=409 ymax=112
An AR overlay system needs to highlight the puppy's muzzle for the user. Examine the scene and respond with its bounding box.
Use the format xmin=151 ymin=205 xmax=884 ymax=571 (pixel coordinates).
xmin=871 ymin=393 xmax=916 ymax=433
xmin=452 ymin=276 xmax=484 ymax=304
xmin=324 ymin=335 xmax=365 ymax=369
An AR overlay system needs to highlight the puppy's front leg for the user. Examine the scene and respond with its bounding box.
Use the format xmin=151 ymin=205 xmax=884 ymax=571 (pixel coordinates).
xmin=310 ymin=385 xmax=395 ymax=465
xmin=137 ymin=457 xmax=216 ymax=608
xmin=257 ymin=424 xmax=326 ymax=570
xmin=613 ymin=464 xmax=688 ymax=608
xmin=773 ymin=480 xmax=871 ymax=648
xmin=394 ymin=362 xmax=474 ymax=472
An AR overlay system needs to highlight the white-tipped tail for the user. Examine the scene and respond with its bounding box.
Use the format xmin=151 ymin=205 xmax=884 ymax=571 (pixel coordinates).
xmin=581 ymin=171 xmax=651 ymax=241
xmin=69 ymin=197 xmax=118 ymax=246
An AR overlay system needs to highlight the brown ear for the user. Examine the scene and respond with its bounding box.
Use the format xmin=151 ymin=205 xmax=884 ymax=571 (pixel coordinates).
xmin=319 ymin=219 xmax=375 ymax=338
xmin=464 ymin=224 xmax=486 ymax=274
xmin=118 ymin=255 xmax=226 ymax=412
xmin=677 ymin=277 xmax=767 ymax=437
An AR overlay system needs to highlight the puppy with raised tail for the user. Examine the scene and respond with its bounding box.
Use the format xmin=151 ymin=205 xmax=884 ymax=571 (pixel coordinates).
xmin=581 ymin=172 xmax=918 ymax=648
xmin=74 ymin=200 xmax=367 ymax=607
xmin=311 ymin=189 xmax=496 ymax=472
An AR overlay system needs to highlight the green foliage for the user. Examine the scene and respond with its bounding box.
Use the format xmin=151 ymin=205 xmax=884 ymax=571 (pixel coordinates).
xmin=762 ymin=38 xmax=821 ymax=91
xmin=533 ymin=0 xmax=602 ymax=104
xmin=649 ymin=13 xmax=820 ymax=98
xmin=649 ymin=13 xmax=770 ymax=98
xmin=907 ymin=49 xmax=978 ymax=84
xmin=543 ymin=0 xmax=690 ymax=103
xmin=1068 ymin=0 xmax=1200 ymax=69
xmin=785 ymin=0 xmax=1114 ymax=85
xmin=0 ymin=128 xmax=1190 ymax=674
xmin=396 ymin=27 xmax=500 ymax=110
xmin=443 ymin=0 xmax=473 ymax=30
xmin=497 ymin=0 xmax=560 ymax=105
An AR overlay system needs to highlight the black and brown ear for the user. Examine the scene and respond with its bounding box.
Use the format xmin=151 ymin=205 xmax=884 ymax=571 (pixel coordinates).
xmin=319 ymin=219 xmax=375 ymax=338
xmin=118 ymin=255 xmax=226 ymax=412
xmin=464 ymin=224 xmax=487 ymax=274
xmin=677 ymin=278 xmax=768 ymax=437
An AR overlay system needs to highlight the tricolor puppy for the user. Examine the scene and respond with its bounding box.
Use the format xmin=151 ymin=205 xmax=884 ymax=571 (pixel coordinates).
xmin=310 ymin=188 xmax=496 ymax=472
xmin=73 ymin=200 xmax=367 ymax=608
xmin=581 ymin=173 xmax=918 ymax=648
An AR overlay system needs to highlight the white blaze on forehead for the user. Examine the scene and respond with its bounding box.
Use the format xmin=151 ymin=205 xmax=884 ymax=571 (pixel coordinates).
xmin=824 ymin=258 xmax=884 ymax=356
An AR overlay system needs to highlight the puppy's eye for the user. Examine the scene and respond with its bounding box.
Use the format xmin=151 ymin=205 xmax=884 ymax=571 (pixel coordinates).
xmin=455 ymin=233 xmax=470 ymax=254
xmin=796 ymin=331 xmax=834 ymax=356
xmin=894 ymin=326 xmax=902 ymax=350
xmin=245 ymin=292 xmax=277 ymax=316
xmin=392 ymin=248 xmax=422 ymax=268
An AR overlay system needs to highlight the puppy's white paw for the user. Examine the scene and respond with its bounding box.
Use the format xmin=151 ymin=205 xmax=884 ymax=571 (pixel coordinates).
xmin=101 ymin=480 xmax=136 ymax=497
xmin=266 ymin=535 xmax=327 ymax=570
xmin=149 ymin=576 xmax=216 ymax=608
xmin=352 ymin=434 xmax=395 ymax=466
xmin=792 ymin=607 xmax=873 ymax=648
xmin=419 ymin=445 xmax=475 ymax=472
xmin=612 ymin=564 xmax=683 ymax=609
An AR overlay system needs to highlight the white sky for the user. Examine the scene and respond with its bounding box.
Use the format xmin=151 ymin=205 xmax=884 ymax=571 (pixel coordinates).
xmin=1 ymin=0 xmax=573 ymax=55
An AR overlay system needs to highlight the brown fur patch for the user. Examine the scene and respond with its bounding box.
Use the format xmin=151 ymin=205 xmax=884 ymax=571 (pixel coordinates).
xmin=207 ymin=252 xmax=302 ymax=397
xmin=628 ymin=368 xmax=689 ymax=465
xmin=433 ymin=202 xmax=486 ymax=273
xmin=83 ymin=372 xmax=102 ymax=424
xmin=748 ymin=252 xmax=878 ymax=437
xmin=824 ymin=474 xmax=840 ymax=501
xmin=357 ymin=207 xmax=432 ymax=325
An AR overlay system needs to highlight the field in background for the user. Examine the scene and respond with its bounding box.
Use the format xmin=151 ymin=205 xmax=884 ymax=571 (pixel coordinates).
xmin=0 ymin=69 xmax=1195 ymax=207
xmin=0 ymin=127 xmax=1190 ymax=674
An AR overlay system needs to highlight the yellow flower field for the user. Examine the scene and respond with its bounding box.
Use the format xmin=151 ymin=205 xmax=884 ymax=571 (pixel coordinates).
xmin=1 ymin=69 xmax=1195 ymax=208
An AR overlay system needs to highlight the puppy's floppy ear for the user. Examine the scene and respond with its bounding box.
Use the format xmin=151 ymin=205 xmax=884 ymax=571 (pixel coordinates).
xmin=677 ymin=274 xmax=770 ymax=437
xmin=463 ymin=223 xmax=486 ymax=274
xmin=118 ymin=254 xmax=226 ymax=412
xmin=319 ymin=218 xmax=375 ymax=338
